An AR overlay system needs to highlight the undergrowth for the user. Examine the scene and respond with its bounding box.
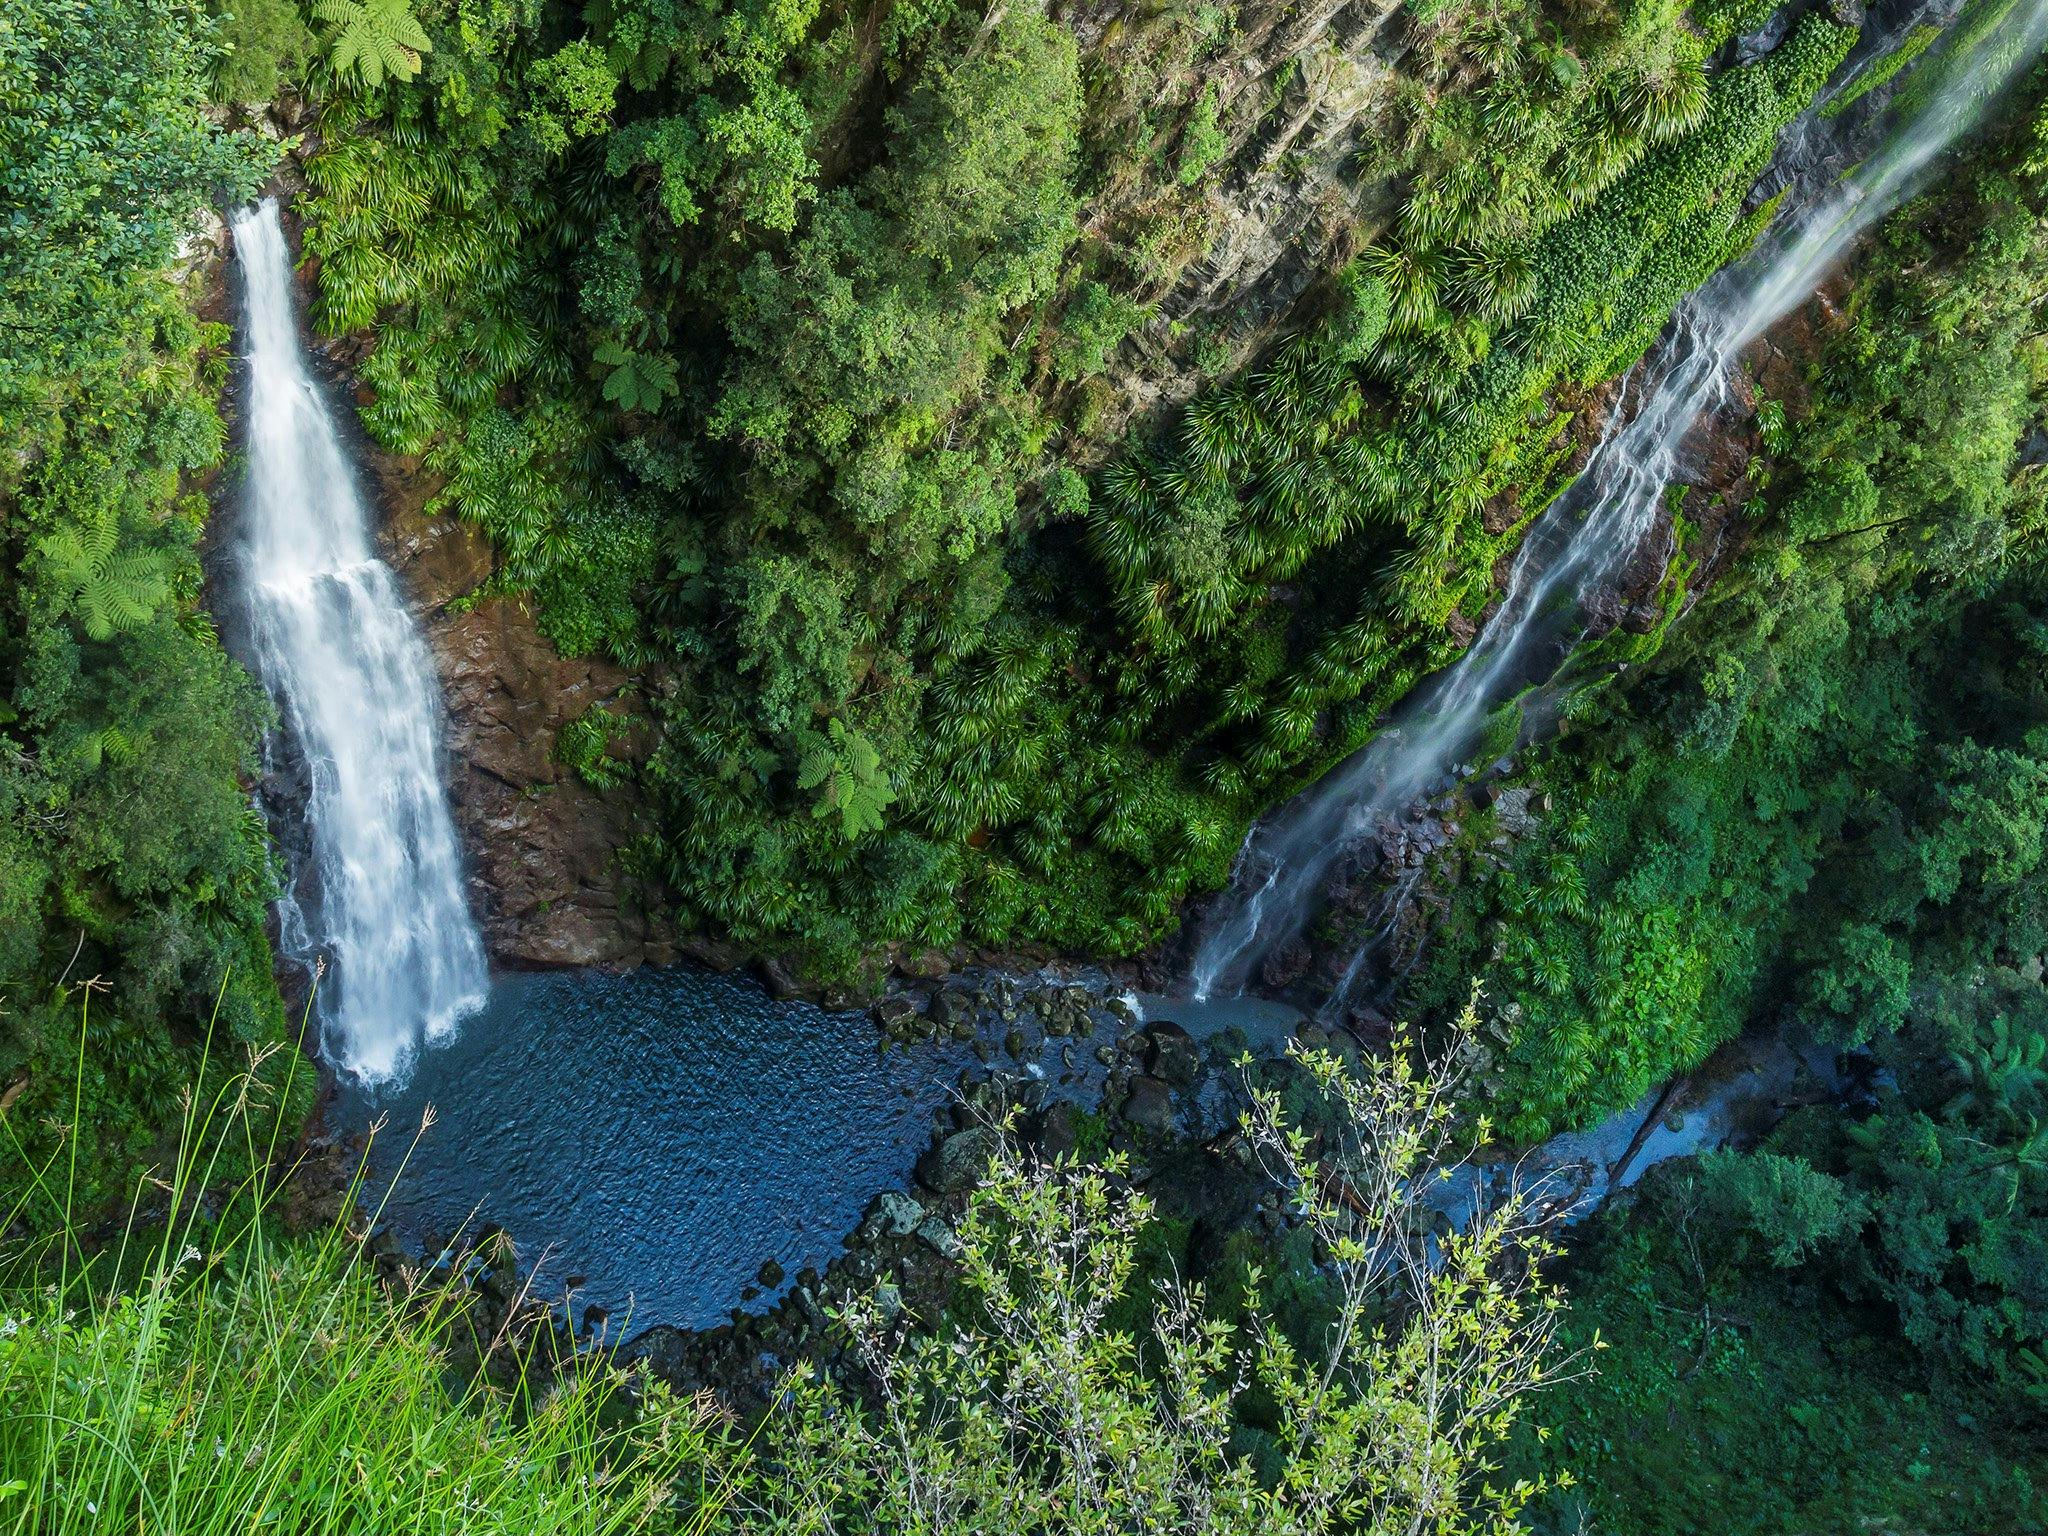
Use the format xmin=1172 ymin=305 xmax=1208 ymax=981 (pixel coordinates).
xmin=0 ymin=994 xmax=717 ymax=1533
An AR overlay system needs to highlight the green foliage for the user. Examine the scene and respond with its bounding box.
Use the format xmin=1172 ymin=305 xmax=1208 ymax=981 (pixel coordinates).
xmin=554 ymin=701 xmax=633 ymax=789
xmin=1693 ymin=1148 xmax=1867 ymax=1269
xmin=734 ymin=1018 xmax=1574 ymax=1534
xmin=1766 ymin=976 xmax=2048 ymax=1410
xmin=1509 ymin=1168 xmax=2048 ymax=1534
xmin=0 ymin=1030 xmax=714 ymax=1533
xmin=34 ymin=505 xmax=175 ymax=643
xmin=1326 ymin=260 xmax=1392 ymax=362
xmin=0 ymin=0 xmax=294 ymax=1220
xmin=295 ymin=0 xmax=1865 ymax=977
xmin=0 ymin=0 xmax=270 ymax=405
xmin=795 ymin=718 xmax=895 ymax=841
xmin=311 ymin=0 xmax=430 ymax=88
xmin=1176 ymin=84 xmax=1227 ymax=187
xmin=524 ymin=37 xmax=617 ymax=155
xmin=591 ymin=339 xmax=677 ymax=412
xmin=1823 ymin=23 xmax=1941 ymax=117
xmin=1054 ymin=281 xmax=1148 ymax=382
xmin=206 ymin=0 xmax=314 ymax=104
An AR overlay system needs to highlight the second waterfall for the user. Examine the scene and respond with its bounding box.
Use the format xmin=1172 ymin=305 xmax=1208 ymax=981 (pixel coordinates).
xmin=1188 ymin=0 xmax=2048 ymax=1002
xmin=231 ymin=199 xmax=487 ymax=1083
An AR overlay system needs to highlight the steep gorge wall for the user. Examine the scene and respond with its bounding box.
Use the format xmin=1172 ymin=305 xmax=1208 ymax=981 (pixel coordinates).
xmin=1063 ymin=0 xmax=1413 ymax=443
xmin=213 ymin=2 xmax=1441 ymax=976
xmin=240 ymin=0 xmax=1865 ymax=983
xmin=374 ymin=471 xmax=672 ymax=971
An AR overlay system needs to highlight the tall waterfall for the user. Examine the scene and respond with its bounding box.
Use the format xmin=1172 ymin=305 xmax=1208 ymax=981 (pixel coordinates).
xmin=231 ymin=199 xmax=487 ymax=1083
xmin=1188 ymin=1 xmax=2048 ymax=1002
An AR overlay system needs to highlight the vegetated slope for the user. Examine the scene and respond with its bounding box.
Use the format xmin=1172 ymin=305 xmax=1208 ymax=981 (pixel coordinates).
xmin=0 ymin=0 xmax=306 ymax=1216
xmin=1410 ymin=40 xmax=2048 ymax=1139
xmin=286 ymin=0 xmax=1850 ymax=974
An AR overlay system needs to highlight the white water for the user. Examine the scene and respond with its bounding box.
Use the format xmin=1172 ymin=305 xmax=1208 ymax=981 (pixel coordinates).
xmin=232 ymin=200 xmax=487 ymax=1083
xmin=1189 ymin=2 xmax=2048 ymax=1000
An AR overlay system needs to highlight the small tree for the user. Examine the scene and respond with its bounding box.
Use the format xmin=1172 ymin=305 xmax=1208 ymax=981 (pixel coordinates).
xmin=719 ymin=1004 xmax=1584 ymax=1534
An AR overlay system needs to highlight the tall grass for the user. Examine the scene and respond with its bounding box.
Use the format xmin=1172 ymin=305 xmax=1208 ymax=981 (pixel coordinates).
xmin=0 ymin=988 xmax=719 ymax=1533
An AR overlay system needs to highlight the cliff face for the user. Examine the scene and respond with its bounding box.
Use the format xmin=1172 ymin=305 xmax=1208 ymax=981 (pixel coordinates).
xmin=372 ymin=469 xmax=673 ymax=971
xmin=252 ymin=5 xmax=1830 ymax=982
xmin=1063 ymin=0 xmax=1412 ymax=448
xmin=250 ymin=3 xmax=1439 ymax=977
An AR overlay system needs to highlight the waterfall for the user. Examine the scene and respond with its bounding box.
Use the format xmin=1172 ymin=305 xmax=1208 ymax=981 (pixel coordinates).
xmin=1188 ymin=1 xmax=2048 ymax=1002
xmin=231 ymin=199 xmax=487 ymax=1083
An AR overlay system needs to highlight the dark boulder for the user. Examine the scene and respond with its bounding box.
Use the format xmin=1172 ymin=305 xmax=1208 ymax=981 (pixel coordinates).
xmin=858 ymin=1190 xmax=925 ymax=1241
xmin=914 ymin=1216 xmax=963 ymax=1260
xmin=1120 ymin=1075 xmax=1175 ymax=1133
xmin=874 ymin=993 xmax=923 ymax=1028
xmin=899 ymin=949 xmax=952 ymax=979
xmin=1144 ymin=1021 xmax=1202 ymax=1088
xmin=761 ymin=956 xmax=806 ymax=1000
xmin=930 ymin=988 xmax=975 ymax=1029
xmin=916 ymin=1128 xmax=993 ymax=1197
xmin=1034 ymin=1101 xmax=1081 ymax=1163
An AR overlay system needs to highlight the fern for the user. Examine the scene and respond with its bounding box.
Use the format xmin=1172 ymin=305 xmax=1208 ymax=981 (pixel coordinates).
xmin=77 ymin=724 xmax=136 ymax=769
xmin=38 ymin=509 xmax=172 ymax=641
xmin=592 ymin=340 xmax=679 ymax=413
xmin=312 ymin=0 xmax=430 ymax=89
xmin=795 ymin=719 xmax=896 ymax=841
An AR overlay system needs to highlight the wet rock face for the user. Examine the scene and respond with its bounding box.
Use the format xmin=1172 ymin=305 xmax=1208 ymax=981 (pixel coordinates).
xmin=371 ymin=465 xmax=667 ymax=971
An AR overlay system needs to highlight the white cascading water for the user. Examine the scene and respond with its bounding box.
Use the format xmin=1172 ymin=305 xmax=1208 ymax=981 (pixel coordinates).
xmin=1190 ymin=0 xmax=2048 ymax=1001
xmin=232 ymin=199 xmax=487 ymax=1083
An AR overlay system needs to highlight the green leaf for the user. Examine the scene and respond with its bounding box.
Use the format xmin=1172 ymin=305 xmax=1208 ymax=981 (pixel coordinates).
xmin=313 ymin=0 xmax=430 ymax=88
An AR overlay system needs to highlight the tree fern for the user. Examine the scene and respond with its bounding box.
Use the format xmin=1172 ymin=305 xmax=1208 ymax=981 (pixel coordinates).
xmin=592 ymin=341 xmax=679 ymax=413
xmin=795 ymin=719 xmax=896 ymax=841
xmin=313 ymin=0 xmax=431 ymax=89
xmin=38 ymin=509 xmax=172 ymax=641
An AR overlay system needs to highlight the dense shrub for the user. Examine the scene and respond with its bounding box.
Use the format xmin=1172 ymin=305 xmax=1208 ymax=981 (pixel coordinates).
xmin=0 ymin=0 xmax=300 ymax=1217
